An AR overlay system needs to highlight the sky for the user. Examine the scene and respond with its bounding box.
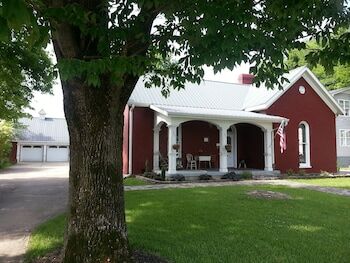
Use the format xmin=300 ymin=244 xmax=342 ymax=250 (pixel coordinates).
xmin=27 ymin=46 xmax=250 ymax=118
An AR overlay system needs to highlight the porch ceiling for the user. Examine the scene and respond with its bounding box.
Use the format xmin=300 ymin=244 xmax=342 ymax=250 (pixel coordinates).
xmin=150 ymin=104 xmax=287 ymax=123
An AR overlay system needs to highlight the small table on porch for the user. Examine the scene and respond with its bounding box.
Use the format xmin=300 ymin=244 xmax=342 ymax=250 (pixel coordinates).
xmin=197 ymin=155 xmax=211 ymax=169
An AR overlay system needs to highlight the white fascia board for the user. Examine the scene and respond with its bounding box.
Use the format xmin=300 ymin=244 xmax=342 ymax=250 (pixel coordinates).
xmin=244 ymin=104 xmax=268 ymax=112
xmin=15 ymin=141 xmax=70 ymax=145
xmin=150 ymin=105 xmax=169 ymax=116
xmin=245 ymin=67 xmax=343 ymax=115
xmin=167 ymin=112 xmax=287 ymax=123
xmin=330 ymin=87 xmax=350 ymax=96
xmin=127 ymin=100 xmax=150 ymax=107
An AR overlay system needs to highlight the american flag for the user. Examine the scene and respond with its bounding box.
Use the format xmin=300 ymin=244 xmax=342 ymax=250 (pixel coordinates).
xmin=277 ymin=120 xmax=287 ymax=153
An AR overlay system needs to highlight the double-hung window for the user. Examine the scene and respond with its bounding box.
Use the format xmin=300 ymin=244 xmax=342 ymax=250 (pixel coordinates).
xmin=340 ymin=129 xmax=350 ymax=147
xmin=338 ymin=99 xmax=350 ymax=116
xmin=298 ymin=122 xmax=311 ymax=168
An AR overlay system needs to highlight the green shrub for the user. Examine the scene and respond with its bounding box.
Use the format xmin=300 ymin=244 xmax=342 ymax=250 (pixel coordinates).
xmin=169 ymin=174 xmax=185 ymax=181
xmin=0 ymin=121 xmax=14 ymax=169
xmin=240 ymin=171 xmax=253 ymax=180
xmin=221 ymin=172 xmax=240 ymax=181
xmin=286 ymin=169 xmax=294 ymax=177
xmin=199 ymin=174 xmax=212 ymax=180
xmin=298 ymin=169 xmax=306 ymax=176
xmin=143 ymin=171 xmax=163 ymax=181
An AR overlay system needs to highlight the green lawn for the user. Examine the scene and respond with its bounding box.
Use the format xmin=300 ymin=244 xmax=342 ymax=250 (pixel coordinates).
xmin=123 ymin=177 xmax=149 ymax=186
xmin=25 ymin=185 xmax=350 ymax=263
xmin=291 ymin=177 xmax=350 ymax=189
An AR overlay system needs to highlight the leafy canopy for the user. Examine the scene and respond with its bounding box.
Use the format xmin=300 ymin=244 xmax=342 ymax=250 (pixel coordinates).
xmin=286 ymin=39 xmax=350 ymax=90
xmin=1 ymin=0 xmax=349 ymax=95
xmin=0 ymin=31 xmax=55 ymax=121
xmin=0 ymin=120 xmax=14 ymax=168
xmin=0 ymin=0 xmax=55 ymax=121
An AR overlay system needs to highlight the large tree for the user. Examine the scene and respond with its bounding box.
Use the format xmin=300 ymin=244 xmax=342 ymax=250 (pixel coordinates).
xmin=1 ymin=0 xmax=349 ymax=262
xmin=286 ymin=32 xmax=350 ymax=90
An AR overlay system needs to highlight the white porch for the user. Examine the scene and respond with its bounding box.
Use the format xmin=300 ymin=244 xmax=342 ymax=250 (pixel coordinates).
xmin=151 ymin=104 xmax=287 ymax=178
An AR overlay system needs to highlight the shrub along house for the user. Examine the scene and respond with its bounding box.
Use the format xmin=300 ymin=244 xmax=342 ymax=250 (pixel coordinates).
xmin=123 ymin=66 xmax=342 ymax=178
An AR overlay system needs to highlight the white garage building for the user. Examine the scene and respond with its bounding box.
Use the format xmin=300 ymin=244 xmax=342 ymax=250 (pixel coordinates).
xmin=15 ymin=110 xmax=70 ymax=163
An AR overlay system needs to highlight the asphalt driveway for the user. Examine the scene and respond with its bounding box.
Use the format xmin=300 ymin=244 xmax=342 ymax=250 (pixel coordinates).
xmin=0 ymin=163 xmax=68 ymax=262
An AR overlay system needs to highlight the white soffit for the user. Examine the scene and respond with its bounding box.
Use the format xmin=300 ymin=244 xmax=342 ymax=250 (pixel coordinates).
xmin=150 ymin=104 xmax=287 ymax=123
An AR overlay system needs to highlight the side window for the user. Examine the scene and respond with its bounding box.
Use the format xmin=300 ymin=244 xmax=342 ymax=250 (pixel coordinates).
xmin=338 ymin=99 xmax=350 ymax=116
xmin=298 ymin=122 xmax=311 ymax=167
xmin=340 ymin=129 xmax=350 ymax=147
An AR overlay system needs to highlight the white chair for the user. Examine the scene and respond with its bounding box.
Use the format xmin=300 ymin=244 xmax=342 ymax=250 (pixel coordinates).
xmin=186 ymin=154 xmax=197 ymax=170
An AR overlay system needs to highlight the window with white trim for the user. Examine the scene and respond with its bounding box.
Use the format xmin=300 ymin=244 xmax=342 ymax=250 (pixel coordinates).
xmin=298 ymin=122 xmax=311 ymax=168
xmin=340 ymin=129 xmax=350 ymax=147
xmin=338 ymin=99 xmax=350 ymax=116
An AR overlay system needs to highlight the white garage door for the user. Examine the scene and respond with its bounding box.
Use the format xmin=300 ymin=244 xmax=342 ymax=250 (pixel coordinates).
xmin=46 ymin=146 xmax=69 ymax=162
xmin=21 ymin=145 xmax=43 ymax=162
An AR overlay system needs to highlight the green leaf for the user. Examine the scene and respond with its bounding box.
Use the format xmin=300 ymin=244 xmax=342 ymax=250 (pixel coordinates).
xmin=2 ymin=0 xmax=31 ymax=29
xmin=0 ymin=17 xmax=10 ymax=41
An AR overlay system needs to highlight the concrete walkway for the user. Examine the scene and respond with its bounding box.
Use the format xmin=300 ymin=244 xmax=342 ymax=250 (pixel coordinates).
xmin=0 ymin=163 xmax=68 ymax=263
xmin=125 ymin=179 xmax=350 ymax=197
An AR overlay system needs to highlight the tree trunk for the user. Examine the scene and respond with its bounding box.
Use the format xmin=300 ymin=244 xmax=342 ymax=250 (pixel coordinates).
xmin=61 ymin=76 xmax=133 ymax=262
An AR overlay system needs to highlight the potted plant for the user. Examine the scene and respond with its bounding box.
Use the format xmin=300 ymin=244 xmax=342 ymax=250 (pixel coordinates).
xmin=172 ymin=143 xmax=180 ymax=150
xmin=225 ymin=144 xmax=232 ymax=152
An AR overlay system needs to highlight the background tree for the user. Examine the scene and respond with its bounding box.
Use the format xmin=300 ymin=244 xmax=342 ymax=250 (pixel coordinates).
xmin=0 ymin=30 xmax=55 ymax=121
xmin=286 ymin=40 xmax=350 ymax=89
xmin=0 ymin=120 xmax=14 ymax=169
xmin=1 ymin=0 xmax=349 ymax=262
xmin=307 ymin=25 xmax=350 ymax=71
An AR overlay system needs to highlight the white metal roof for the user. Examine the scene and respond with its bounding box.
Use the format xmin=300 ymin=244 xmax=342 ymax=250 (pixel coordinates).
xmin=329 ymin=87 xmax=350 ymax=95
xmin=129 ymin=79 xmax=250 ymax=110
xmin=129 ymin=66 xmax=343 ymax=115
xmin=151 ymin=105 xmax=287 ymax=123
xmin=16 ymin=117 xmax=69 ymax=143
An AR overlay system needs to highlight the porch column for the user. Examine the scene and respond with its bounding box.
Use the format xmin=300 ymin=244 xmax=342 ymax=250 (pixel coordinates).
xmin=167 ymin=124 xmax=178 ymax=174
xmin=219 ymin=124 xmax=230 ymax=173
xmin=264 ymin=127 xmax=273 ymax=171
xmin=153 ymin=126 xmax=160 ymax=171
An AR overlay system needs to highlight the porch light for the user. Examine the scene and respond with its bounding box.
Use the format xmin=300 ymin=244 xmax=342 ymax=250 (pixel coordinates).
xmin=172 ymin=144 xmax=180 ymax=150
xmin=225 ymin=144 xmax=232 ymax=152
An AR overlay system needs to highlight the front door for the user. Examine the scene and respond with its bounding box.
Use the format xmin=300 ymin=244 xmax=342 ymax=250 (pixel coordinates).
xmin=227 ymin=132 xmax=235 ymax=168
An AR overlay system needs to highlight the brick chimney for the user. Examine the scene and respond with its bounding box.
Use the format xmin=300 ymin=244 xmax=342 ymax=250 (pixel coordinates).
xmin=238 ymin=73 xmax=254 ymax=85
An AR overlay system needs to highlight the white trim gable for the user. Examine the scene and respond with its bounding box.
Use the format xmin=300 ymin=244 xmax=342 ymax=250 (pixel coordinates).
xmin=244 ymin=67 xmax=344 ymax=115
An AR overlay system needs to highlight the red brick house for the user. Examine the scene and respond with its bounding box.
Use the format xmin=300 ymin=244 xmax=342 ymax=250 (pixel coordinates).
xmin=123 ymin=66 xmax=343 ymax=177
